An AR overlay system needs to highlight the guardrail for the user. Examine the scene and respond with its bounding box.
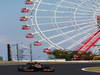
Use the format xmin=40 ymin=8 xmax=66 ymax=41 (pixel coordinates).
xmin=0 ymin=60 xmax=100 ymax=64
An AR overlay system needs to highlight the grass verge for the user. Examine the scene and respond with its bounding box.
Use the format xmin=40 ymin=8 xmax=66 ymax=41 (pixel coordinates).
xmin=85 ymin=67 xmax=100 ymax=72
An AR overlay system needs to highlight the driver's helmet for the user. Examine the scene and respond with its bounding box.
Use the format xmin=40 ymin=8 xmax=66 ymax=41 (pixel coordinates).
xmin=34 ymin=63 xmax=42 ymax=68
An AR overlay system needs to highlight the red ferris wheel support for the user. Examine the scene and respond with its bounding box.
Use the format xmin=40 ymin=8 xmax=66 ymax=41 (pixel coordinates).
xmin=94 ymin=45 xmax=100 ymax=46
xmin=77 ymin=16 xmax=100 ymax=54
xmin=78 ymin=30 xmax=100 ymax=54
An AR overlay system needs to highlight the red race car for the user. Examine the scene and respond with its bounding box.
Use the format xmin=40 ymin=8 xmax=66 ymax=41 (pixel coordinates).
xmin=17 ymin=62 xmax=55 ymax=72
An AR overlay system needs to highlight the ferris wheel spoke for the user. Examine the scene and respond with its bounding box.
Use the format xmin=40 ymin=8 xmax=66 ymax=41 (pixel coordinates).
xmin=56 ymin=6 xmax=94 ymax=13
xmin=85 ymin=2 xmax=98 ymax=10
xmin=91 ymin=1 xmax=100 ymax=8
xmin=36 ymin=21 xmax=95 ymax=34
xmin=91 ymin=3 xmax=99 ymax=9
xmin=31 ymin=16 xmax=74 ymax=19
xmin=40 ymin=1 xmax=57 ymax=6
xmin=33 ymin=20 xmax=95 ymax=36
xmin=49 ymin=30 xmax=74 ymax=39
xmin=35 ymin=8 xmax=75 ymax=14
xmin=36 ymin=21 xmax=72 ymax=25
xmin=79 ymin=6 xmax=95 ymax=12
xmin=42 ymin=25 xmax=73 ymax=33
xmin=41 ymin=0 xmax=77 ymax=9
xmin=63 ymin=0 xmax=80 ymax=6
xmin=95 ymin=9 xmax=100 ymax=12
xmin=54 ymin=2 xmax=95 ymax=38
xmin=78 ymin=3 xmax=99 ymax=12
xmin=34 ymin=16 xmax=73 ymax=19
xmin=33 ymin=26 xmax=69 ymax=35
xmin=31 ymin=1 xmax=77 ymax=12
xmin=57 ymin=5 xmax=76 ymax=9
xmin=32 ymin=20 xmax=95 ymax=36
xmin=34 ymin=14 xmax=94 ymax=18
xmin=49 ymin=32 xmax=90 ymax=49
xmin=56 ymin=27 xmax=95 ymax=45
xmin=64 ymin=0 xmax=84 ymax=4
xmin=95 ymin=8 xmax=100 ymax=12
xmin=76 ymin=9 xmax=95 ymax=13
xmin=48 ymin=24 xmax=94 ymax=40
xmin=34 ymin=24 xmax=75 ymax=34
xmin=54 ymin=0 xmax=76 ymax=39
xmin=78 ymin=0 xmax=100 ymax=11
xmin=73 ymin=0 xmax=97 ymax=15
xmin=76 ymin=9 xmax=94 ymax=13
xmin=74 ymin=19 xmax=95 ymax=24
xmin=79 ymin=5 xmax=97 ymax=11
xmin=73 ymin=0 xmax=96 ymax=33
xmin=34 ymin=18 xmax=95 ymax=26
xmin=76 ymin=12 xmax=93 ymax=15
xmin=67 ymin=31 xmax=96 ymax=49
xmin=33 ymin=15 xmax=94 ymax=21
xmin=67 ymin=36 xmax=89 ymax=49
xmin=94 ymin=2 xmax=100 ymax=8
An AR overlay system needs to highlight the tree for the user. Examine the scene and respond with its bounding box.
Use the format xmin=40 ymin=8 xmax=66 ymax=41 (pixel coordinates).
xmin=0 ymin=56 xmax=3 ymax=61
xmin=65 ymin=51 xmax=76 ymax=60
xmin=47 ymin=49 xmax=95 ymax=60
xmin=53 ymin=49 xmax=68 ymax=59
xmin=52 ymin=49 xmax=74 ymax=60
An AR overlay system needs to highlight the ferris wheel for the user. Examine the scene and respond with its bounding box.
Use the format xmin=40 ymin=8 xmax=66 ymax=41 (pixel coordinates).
xmin=20 ymin=0 xmax=100 ymax=55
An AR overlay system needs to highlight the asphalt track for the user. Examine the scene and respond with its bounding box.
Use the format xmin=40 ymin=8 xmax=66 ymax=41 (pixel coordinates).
xmin=0 ymin=63 xmax=100 ymax=75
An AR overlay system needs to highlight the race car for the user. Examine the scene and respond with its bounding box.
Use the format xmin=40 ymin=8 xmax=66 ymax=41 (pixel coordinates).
xmin=17 ymin=62 xmax=55 ymax=72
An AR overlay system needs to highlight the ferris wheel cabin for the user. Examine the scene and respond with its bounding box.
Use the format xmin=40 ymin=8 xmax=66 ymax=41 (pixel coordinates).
xmin=25 ymin=33 xmax=34 ymax=38
xmin=21 ymin=8 xmax=30 ymax=13
xmin=22 ymin=25 xmax=31 ymax=30
xmin=20 ymin=16 xmax=29 ymax=21
xmin=25 ymin=0 xmax=33 ymax=4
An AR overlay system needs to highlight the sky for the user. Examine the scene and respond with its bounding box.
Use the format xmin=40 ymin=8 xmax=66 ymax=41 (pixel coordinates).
xmin=0 ymin=0 xmax=30 ymax=60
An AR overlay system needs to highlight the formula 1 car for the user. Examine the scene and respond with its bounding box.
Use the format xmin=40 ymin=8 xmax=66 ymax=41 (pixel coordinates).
xmin=17 ymin=62 xmax=55 ymax=72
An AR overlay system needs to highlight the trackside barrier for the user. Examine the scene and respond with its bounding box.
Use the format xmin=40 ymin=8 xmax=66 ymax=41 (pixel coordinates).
xmin=12 ymin=60 xmax=100 ymax=63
